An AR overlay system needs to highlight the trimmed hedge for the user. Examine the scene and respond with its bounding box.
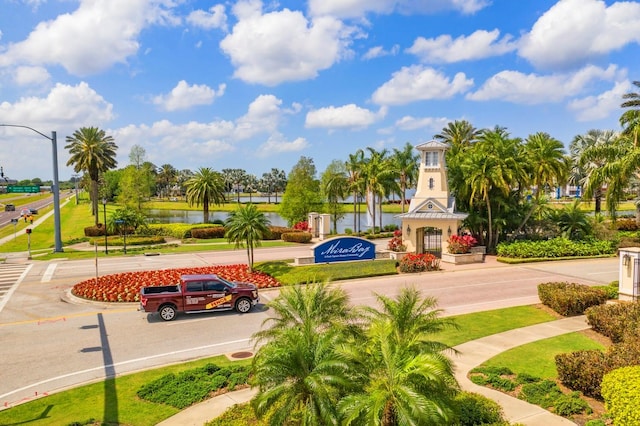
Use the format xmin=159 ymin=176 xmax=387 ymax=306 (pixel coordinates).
xmin=537 ymin=282 xmax=607 ymax=316
xmin=281 ymin=232 xmax=312 ymax=243
xmin=585 ymin=302 xmax=640 ymax=343
xmin=601 ymin=366 xmax=640 ymax=425
xmin=265 ymin=226 xmax=298 ymax=240
xmin=84 ymin=224 xmax=108 ymax=237
xmin=556 ymin=350 xmax=607 ymax=398
xmin=496 ymin=237 xmax=616 ymax=259
xmin=190 ymin=226 xmax=226 ymax=239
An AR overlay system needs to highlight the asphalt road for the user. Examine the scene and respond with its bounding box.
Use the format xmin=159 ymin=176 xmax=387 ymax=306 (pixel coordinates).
xmin=0 ymin=248 xmax=619 ymax=410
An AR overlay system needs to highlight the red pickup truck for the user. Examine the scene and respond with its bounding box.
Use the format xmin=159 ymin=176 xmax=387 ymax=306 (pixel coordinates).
xmin=139 ymin=274 xmax=260 ymax=321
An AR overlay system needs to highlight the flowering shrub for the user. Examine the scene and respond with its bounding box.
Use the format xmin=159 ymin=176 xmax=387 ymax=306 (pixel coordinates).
xmin=71 ymin=264 xmax=281 ymax=303
xmin=293 ymin=221 xmax=309 ymax=231
xmin=447 ymin=234 xmax=477 ymax=254
xmin=399 ymin=253 xmax=440 ymax=273
xmin=387 ymin=230 xmax=406 ymax=252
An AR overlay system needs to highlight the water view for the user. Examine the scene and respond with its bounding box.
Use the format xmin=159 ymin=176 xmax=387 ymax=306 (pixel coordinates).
xmin=146 ymin=209 xmax=402 ymax=234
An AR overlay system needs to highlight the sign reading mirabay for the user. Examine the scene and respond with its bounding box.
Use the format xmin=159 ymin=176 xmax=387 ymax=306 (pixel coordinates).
xmin=313 ymin=237 xmax=376 ymax=263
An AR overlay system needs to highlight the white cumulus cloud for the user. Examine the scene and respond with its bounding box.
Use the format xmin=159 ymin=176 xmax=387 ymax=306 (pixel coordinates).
xmin=152 ymin=81 xmax=226 ymax=111
xmin=308 ymin=0 xmax=489 ymax=18
xmin=257 ymin=134 xmax=309 ymax=157
xmin=305 ymin=104 xmax=386 ymax=129
xmin=372 ymin=65 xmax=473 ymax=106
xmin=467 ymin=64 xmax=621 ymax=104
xmin=220 ymin=0 xmax=355 ymax=86
xmin=187 ymin=4 xmax=228 ymax=31
xmin=519 ymin=0 xmax=640 ymax=70
xmin=568 ymin=80 xmax=632 ymax=121
xmin=0 ymin=0 xmax=180 ymax=76
xmin=407 ymin=29 xmax=516 ymax=63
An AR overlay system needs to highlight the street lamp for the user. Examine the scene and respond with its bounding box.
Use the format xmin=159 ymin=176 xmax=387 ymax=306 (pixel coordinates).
xmin=0 ymin=124 xmax=63 ymax=252
xmin=102 ymin=198 xmax=108 ymax=254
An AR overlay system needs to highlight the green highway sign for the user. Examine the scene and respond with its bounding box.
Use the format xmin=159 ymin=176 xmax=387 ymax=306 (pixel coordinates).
xmin=7 ymin=185 xmax=40 ymax=193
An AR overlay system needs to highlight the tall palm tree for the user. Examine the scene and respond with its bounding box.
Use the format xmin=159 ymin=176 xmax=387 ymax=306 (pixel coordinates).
xmin=224 ymin=203 xmax=270 ymax=272
xmin=621 ymin=80 xmax=640 ymax=146
xmin=461 ymin=127 xmax=526 ymax=250
xmin=184 ymin=167 xmax=225 ymax=223
xmin=361 ymin=147 xmax=394 ymax=232
xmin=338 ymin=287 xmax=459 ymax=426
xmin=573 ymin=130 xmax=619 ymax=215
xmin=251 ymin=282 xmax=354 ymax=425
xmin=392 ymin=142 xmax=419 ymax=213
xmin=321 ymin=160 xmax=349 ymax=233
xmin=346 ymin=150 xmax=365 ymax=233
xmin=156 ymin=164 xmax=177 ymax=198
xmin=65 ymin=127 xmax=118 ymax=225
xmin=516 ymin=132 xmax=568 ymax=232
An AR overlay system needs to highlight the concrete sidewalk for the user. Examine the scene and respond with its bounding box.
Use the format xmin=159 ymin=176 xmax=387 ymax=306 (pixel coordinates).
xmin=158 ymin=316 xmax=588 ymax=426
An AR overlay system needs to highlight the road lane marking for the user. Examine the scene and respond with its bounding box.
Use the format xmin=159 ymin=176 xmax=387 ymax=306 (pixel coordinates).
xmin=42 ymin=263 xmax=57 ymax=282
xmin=0 ymin=264 xmax=33 ymax=314
xmin=0 ymin=337 xmax=252 ymax=401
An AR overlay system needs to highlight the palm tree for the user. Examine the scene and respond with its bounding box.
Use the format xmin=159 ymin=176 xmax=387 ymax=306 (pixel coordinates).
xmin=251 ymin=282 xmax=354 ymax=425
xmin=184 ymin=167 xmax=226 ymax=223
xmin=338 ymin=287 xmax=459 ymax=426
xmin=321 ymin=160 xmax=349 ymax=233
xmin=224 ymin=203 xmax=270 ymax=272
xmin=392 ymin=142 xmax=419 ymax=213
xmin=156 ymin=164 xmax=177 ymax=198
xmin=361 ymin=148 xmax=394 ymax=232
xmin=461 ymin=127 xmax=527 ymax=250
xmin=516 ymin=132 xmax=568 ymax=232
xmin=621 ymin=80 xmax=640 ymax=146
xmin=346 ymin=150 xmax=365 ymax=233
xmin=65 ymin=127 xmax=118 ymax=225
xmin=573 ymin=130 xmax=620 ymax=215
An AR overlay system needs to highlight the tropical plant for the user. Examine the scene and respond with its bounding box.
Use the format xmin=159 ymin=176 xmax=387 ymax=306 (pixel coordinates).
xmin=621 ymin=80 xmax=640 ymax=146
xmin=360 ymin=147 xmax=395 ymax=232
xmin=65 ymin=127 xmax=118 ymax=224
xmin=222 ymin=168 xmax=247 ymax=202
xmin=346 ymin=150 xmax=366 ymax=234
xmin=185 ymin=167 xmax=226 ymax=223
xmin=321 ymin=160 xmax=349 ymax=233
xmin=224 ymin=203 xmax=271 ymax=272
xmin=251 ymin=282 xmax=354 ymax=425
xmin=391 ymin=142 xmax=419 ymax=213
xmin=338 ymin=287 xmax=459 ymax=425
xmin=546 ymin=200 xmax=592 ymax=240
xmin=447 ymin=234 xmax=477 ymax=254
xmin=156 ymin=163 xmax=178 ymax=198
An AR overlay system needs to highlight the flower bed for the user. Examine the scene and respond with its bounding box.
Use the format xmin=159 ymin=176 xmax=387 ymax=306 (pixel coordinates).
xmin=71 ymin=264 xmax=281 ymax=303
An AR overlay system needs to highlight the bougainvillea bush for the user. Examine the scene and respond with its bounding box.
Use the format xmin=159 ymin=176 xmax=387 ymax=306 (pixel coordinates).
xmin=72 ymin=265 xmax=281 ymax=303
xmin=398 ymin=253 xmax=440 ymax=273
xmin=387 ymin=230 xmax=406 ymax=252
xmin=447 ymin=234 xmax=478 ymax=254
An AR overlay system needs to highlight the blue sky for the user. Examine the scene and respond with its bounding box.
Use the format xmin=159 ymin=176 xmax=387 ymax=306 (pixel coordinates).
xmin=0 ymin=0 xmax=638 ymax=182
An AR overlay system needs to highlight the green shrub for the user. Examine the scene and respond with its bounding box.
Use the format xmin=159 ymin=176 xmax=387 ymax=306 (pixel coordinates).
xmin=454 ymin=391 xmax=505 ymax=426
xmin=554 ymin=391 xmax=592 ymax=416
xmin=99 ymin=235 xmax=165 ymax=246
xmin=140 ymin=223 xmax=215 ymax=239
xmin=586 ymin=302 xmax=640 ymax=343
xmin=607 ymin=328 xmax=640 ymax=369
xmin=137 ymin=363 xmax=249 ymax=409
xmin=84 ymin=224 xmax=107 ymax=237
xmin=537 ymin=282 xmax=607 ymax=316
xmin=555 ymin=350 xmax=607 ymax=398
xmin=496 ymin=237 xmax=616 ymax=259
xmin=190 ymin=226 xmax=226 ymax=239
xmin=601 ymin=366 xmax=640 ymax=426
xmin=615 ymin=218 xmax=639 ymax=231
xmin=281 ymin=232 xmax=313 ymax=243
xmin=591 ymin=284 xmax=618 ymax=299
xmin=519 ymin=379 xmax=562 ymax=408
xmin=265 ymin=226 xmax=297 ymax=240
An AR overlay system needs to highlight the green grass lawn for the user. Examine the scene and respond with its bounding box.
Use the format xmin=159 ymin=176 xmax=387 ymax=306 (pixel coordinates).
xmin=479 ymin=332 xmax=605 ymax=379
xmin=0 ymin=305 xmax=591 ymax=426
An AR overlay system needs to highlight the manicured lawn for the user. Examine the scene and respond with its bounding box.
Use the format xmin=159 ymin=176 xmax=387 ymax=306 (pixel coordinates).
xmin=0 ymin=356 xmax=251 ymax=426
xmin=479 ymin=332 xmax=605 ymax=379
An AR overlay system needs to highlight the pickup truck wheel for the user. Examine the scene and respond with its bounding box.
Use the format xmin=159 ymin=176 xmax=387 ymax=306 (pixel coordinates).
xmin=159 ymin=304 xmax=177 ymax=321
xmin=235 ymin=297 xmax=252 ymax=314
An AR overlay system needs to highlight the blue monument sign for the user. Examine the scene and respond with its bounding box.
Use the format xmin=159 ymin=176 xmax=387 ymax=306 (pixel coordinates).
xmin=314 ymin=237 xmax=376 ymax=263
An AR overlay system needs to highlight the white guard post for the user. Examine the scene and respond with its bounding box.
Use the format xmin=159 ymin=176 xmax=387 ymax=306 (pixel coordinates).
xmin=619 ymin=247 xmax=640 ymax=301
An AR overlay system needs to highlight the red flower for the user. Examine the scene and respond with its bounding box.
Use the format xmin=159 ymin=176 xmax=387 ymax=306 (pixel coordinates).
xmin=71 ymin=264 xmax=281 ymax=303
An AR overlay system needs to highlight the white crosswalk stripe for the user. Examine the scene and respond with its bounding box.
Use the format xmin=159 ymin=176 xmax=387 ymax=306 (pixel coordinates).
xmin=0 ymin=264 xmax=32 ymax=314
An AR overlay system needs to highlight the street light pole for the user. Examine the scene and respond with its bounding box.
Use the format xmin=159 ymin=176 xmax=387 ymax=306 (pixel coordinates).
xmin=0 ymin=124 xmax=63 ymax=252
xmin=102 ymin=198 xmax=108 ymax=254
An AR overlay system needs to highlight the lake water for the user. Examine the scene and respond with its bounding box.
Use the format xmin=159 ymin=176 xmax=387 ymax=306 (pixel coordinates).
xmin=146 ymin=209 xmax=402 ymax=234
